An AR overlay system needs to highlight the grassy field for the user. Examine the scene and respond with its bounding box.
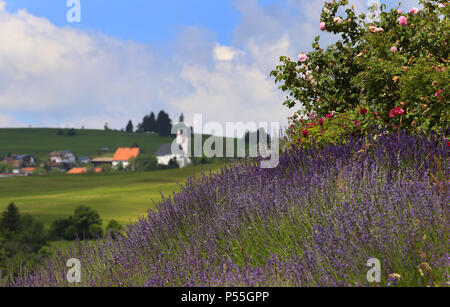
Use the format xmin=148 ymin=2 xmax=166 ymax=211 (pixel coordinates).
xmin=0 ymin=162 xmax=227 ymax=228
xmin=0 ymin=128 xmax=174 ymax=161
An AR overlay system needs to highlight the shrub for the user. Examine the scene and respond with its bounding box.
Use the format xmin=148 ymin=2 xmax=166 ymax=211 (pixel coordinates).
xmin=271 ymin=0 xmax=449 ymax=146
xmin=134 ymin=154 xmax=158 ymax=172
xmin=106 ymin=220 xmax=123 ymax=239
xmin=88 ymin=224 xmax=103 ymax=239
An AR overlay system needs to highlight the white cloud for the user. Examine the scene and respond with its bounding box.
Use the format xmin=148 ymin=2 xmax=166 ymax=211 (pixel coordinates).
xmin=213 ymin=44 xmax=241 ymax=62
xmin=0 ymin=114 xmax=25 ymax=127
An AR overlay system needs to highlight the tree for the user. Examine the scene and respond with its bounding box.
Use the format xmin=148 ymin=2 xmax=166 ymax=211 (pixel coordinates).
xmin=17 ymin=215 xmax=48 ymax=254
xmin=134 ymin=154 xmax=158 ymax=171
xmin=0 ymin=203 xmax=23 ymax=235
xmin=57 ymin=129 xmax=65 ymax=136
xmin=72 ymin=206 xmax=102 ymax=240
xmin=179 ymin=113 xmax=185 ymax=123
xmin=104 ymin=123 xmax=110 ymax=131
xmin=156 ymin=111 xmax=173 ymax=137
xmin=0 ymin=234 xmax=7 ymax=276
xmin=67 ymin=128 xmax=77 ymax=136
xmin=126 ymin=120 xmax=134 ymax=133
xmin=49 ymin=217 xmax=74 ymax=240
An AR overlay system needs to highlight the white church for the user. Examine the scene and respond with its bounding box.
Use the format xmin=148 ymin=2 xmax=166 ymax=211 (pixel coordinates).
xmin=155 ymin=124 xmax=191 ymax=168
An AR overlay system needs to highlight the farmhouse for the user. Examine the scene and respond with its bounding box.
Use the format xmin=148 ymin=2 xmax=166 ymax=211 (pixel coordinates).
xmin=3 ymin=154 xmax=35 ymax=167
xmin=155 ymin=126 xmax=191 ymax=168
xmin=112 ymin=147 xmax=140 ymax=168
xmin=49 ymin=150 xmax=76 ymax=164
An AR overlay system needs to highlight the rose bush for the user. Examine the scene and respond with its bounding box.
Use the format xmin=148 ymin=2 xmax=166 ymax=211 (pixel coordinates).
xmin=271 ymin=0 xmax=449 ymax=148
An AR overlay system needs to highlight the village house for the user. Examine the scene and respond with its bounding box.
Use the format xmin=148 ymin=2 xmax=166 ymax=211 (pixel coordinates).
xmin=112 ymin=148 xmax=140 ymax=168
xmin=3 ymin=154 xmax=36 ymax=168
xmin=155 ymin=126 xmax=191 ymax=168
xmin=78 ymin=157 xmax=91 ymax=164
xmin=49 ymin=150 xmax=76 ymax=164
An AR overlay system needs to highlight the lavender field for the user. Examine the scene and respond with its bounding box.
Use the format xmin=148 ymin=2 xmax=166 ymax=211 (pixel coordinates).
xmin=3 ymin=132 xmax=449 ymax=287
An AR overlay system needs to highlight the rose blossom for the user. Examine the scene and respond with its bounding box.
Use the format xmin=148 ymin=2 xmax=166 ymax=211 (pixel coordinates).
xmin=320 ymin=22 xmax=326 ymax=31
xmin=360 ymin=108 xmax=368 ymax=115
xmin=326 ymin=114 xmax=333 ymax=119
xmin=397 ymin=9 xmax=403 ymax=13
xmin=323 ymin=7 xmax=330 ymax=14
xmin=398 ymin=16 xmax=408 ymax=26
xmin=334 ymin=17 xmax=342 ymax=25
xmin=389 ymin=107 xmax=405 ymax=118
xmin=410 ymin=7 xmax=420 ymax=14
xmin=298 ymin=52 xmax=307 ymax=62
xmin=391 ymin=46 xmax=398 ymax=53
xmin=318 ymin=118 xmax=325 ymax=126
xmin=302 ymin=130 xmax=309 ymax=137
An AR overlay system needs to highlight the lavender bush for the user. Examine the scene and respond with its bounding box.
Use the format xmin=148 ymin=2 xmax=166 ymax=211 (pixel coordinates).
xmin=2 ymin=132 xmax=448 ymax=287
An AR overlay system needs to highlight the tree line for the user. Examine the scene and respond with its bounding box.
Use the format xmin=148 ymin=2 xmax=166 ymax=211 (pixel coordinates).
xmin=125 ymin=111 xmax=183 ymax=137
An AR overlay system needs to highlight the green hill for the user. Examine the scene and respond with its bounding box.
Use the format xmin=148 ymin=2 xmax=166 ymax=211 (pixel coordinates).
xmin=0 ymin=128 xmax=251 ymax=162
xmin=0 ymin=128 xmax=174 ymax=161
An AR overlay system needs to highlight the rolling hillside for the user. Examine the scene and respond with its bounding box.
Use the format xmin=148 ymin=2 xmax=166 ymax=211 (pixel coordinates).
xmin=0 ymin=128 xmax=174 ymax=161
xmin=0 ymin=128 xmax=249 ymax=161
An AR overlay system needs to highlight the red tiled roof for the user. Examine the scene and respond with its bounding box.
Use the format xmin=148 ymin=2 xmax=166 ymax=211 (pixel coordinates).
xmin=21 ymin=167 xmax=36 ymax=173
xmin=113 ymin=148 xmax=140 ymax=161
xmin=67 ymin=167 xmax=88 ymax=174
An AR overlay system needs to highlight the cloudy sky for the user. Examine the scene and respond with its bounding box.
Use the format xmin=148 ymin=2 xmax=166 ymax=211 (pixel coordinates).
xmin=0 ymin=0 xmax=420 ymax=133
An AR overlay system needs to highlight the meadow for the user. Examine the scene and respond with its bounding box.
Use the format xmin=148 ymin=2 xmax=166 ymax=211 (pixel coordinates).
xmin=0 ymin=162 xmax=226 ymax=228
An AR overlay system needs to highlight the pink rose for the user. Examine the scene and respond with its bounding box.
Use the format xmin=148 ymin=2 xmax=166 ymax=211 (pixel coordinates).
xmin=326 ymin=114 xmax=333 ymax=119
xmin=318 ymin=118 xmax=325 ymax=126
xmin=323 ymin=8 xmax=330 ymax=14
xmin=397 ymin=9 xmax=403 ymax=13
xmin=398 ymin=16 xmax=408 ymax=26
xmin=410 ymin=7 xmax=420 ymax=14
xmin=320 ymin=22 xmax=326 ymax=31
xmin=334 ymin=17 xmax=342 ymax=25
xmin=391 ymin=46 xmax=398 ymax=53
xmin=298 ymin=53 xmax=307 ymax=62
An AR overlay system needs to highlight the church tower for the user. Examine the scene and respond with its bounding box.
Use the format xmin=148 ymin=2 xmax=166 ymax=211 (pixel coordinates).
xmin=176 ymin=125 xmax=191 ymax=167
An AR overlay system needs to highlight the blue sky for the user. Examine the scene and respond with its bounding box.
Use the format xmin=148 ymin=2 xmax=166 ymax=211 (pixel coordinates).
xmin=0 ymin=0 xmax=421 ymax=132
xmin=3 ymin=0 xmax=241 ymax=45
